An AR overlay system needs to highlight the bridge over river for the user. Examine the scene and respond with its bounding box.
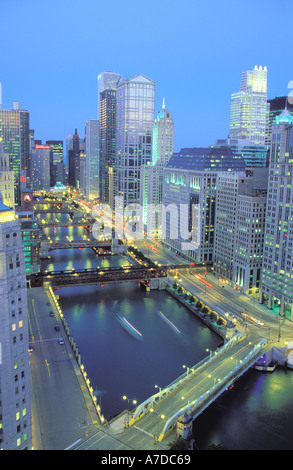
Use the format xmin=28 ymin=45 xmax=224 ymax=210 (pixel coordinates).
xmin=73 ymin=332 xmax=270 ymax=449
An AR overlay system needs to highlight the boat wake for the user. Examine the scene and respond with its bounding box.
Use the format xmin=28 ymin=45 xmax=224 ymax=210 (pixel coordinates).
xmin=117 ymin=314 xmax=143 ymax=341
xmin=158 ymin=311 xmax=181 ymax=335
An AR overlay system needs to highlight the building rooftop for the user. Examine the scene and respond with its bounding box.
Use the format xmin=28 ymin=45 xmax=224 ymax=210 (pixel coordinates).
xmin=167 ymin=147 xmax=246 ymax=172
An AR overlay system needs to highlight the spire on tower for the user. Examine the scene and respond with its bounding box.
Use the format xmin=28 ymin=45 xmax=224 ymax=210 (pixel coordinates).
xmin=162 ymin=98 xmax=165 ymax=109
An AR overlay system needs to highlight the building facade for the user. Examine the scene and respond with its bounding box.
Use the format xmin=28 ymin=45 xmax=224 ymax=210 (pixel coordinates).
xmin=162 ymin=148 xmax=246 ymax=263
xmin=0 ymin=144 xmax=15 ymax=208
xmin=30 ymin=145 xmax=51 ymax=191
xmin=140 ymin=99 xmax=174 ymax=236
xmin=213 ymin=169 xmax=268 ymax=294
xmin=99 ymin=89 xmax=117 ymax=206
xmin=115 ymin=74 xmax=155 ymax=211
xmin=260 ymin=110 xmax=293 ymax=317
xmin=0 ymin=103 xmax=30 ymax=204
xmin=229 ymin=66 xmax=268 ymax=146
xmin=0 ymin=198 xmax=32 ymax=449
xmin=85 ymin=120 xmax=99 ymax=200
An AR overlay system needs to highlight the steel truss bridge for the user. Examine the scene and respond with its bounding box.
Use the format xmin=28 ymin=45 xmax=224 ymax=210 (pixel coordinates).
xmin=27 ymin=264 xmax=193 ymax=288
xmin=48 ymin=240 xmax=112 ymax=250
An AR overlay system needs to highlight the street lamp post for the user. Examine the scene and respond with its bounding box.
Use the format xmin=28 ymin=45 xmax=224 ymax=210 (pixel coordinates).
xmin=122 ymin=395 xmax=137 ymax=427
xmin=150 ymin=408 xmax=165 ymax=443
xmin=183 ymin=364 xmax=194 ymax=375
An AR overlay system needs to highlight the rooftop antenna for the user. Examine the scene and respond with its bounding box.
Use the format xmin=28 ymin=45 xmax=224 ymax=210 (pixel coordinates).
xmin=162 ymin=97 xmax=165 ymax=109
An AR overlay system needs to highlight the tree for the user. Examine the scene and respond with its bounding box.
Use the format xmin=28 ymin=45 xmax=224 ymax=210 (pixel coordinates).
xmin=169 ymin=437 xmax=190 ymax=450
xmin=207 ymin=443 xmax=228 ymax=450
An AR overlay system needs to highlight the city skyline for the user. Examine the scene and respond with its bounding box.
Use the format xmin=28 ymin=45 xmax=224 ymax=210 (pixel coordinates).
xmin=1 ymin=0 xmax=293 ymax=151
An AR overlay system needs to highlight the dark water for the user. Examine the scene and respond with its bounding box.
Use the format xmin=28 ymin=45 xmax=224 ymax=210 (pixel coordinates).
xmin=57 ymin=283 xmax=221 ymax=419
xmin=194 ymin=367 xmax=293 ymax=450
xmin=40 ymin=216 xmax=293 ymax=449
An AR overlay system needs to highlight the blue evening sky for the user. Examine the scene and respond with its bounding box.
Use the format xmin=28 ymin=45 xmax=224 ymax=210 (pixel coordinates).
xmin=0 ymin=0 xmax=292 ymax=151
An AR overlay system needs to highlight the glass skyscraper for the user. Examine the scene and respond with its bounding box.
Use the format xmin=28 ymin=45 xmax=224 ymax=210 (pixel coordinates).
xmin=229 ymin=66 xmax=268 ymax=146
xmin=0 ymin=104 xmax=29 ymax=204
xmin=115 ymin=74 xmax=155 ymax=209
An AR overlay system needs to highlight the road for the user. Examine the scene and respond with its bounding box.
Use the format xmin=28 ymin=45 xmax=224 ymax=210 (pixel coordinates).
xmin=28 ymin=288 xmax=101 ymax=450
xmin=132 ymin=239 xmax=293 ymax=343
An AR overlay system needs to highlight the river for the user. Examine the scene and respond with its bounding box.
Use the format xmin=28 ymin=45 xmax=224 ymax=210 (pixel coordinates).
xmin=39 ymin=213 xmax=293 ymax=449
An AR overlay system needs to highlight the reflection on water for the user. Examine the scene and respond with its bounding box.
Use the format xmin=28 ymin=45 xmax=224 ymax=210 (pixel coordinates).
xmin=58 ymin=283 xmax=221 ymax=419
xmin=41 ymin=229 xmax=293 ymax=449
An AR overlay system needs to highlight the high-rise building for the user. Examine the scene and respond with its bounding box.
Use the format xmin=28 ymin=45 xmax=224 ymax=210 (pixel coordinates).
xmin=115 ymin=74 xmax=155 ymax=211
xmin=30 ymin=145 xmax=51 ymax=191
xmin=66 ymin=132 xmax=85 ymax=181
xmin=0 ymin=197 xmax=32 ymax=449
xmin=18 ymin=211 xmax=40 ymax=274
xmin=265 ymin=96 xmax=293 ymax=148
xmin=97 ymin=72 xmax=121 ymax=119
xmin=68 ymin=129 xmax=81 ymax=189
xmin=45 ymin=140 xmax=63 ymax=164
xmin=140 ymin=99 xmax=174 ymax=236
xmin=85 ymin=120 xmax=99 ymax=200
xmin=229 ymin=66 xmax=268 ymax=146
xmin=99 ymin=89 xmax=117 ymax=206
xmin=152 ymin=98 xmax=174 ymax=166
xmin=260 ymin=109 xmax=293 ymax=318
xmin=214 ymin=138 xmax=267 ymax=167
xmin=213 ymin=169 xmax=268 ymax=293
xmin=0 ymin=103 xmax=30 ymax=204
xmin=163 ymin=148 xmax=246 ymax=262
xmin=0 ymin=142 xmax=15 ymax=208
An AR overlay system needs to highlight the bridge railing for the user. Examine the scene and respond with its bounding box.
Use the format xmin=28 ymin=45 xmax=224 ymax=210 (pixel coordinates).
xmin=128 ymin=332 xmax=245 ymax=426
xmin=157 ymin=339 xmax=269 ymax=442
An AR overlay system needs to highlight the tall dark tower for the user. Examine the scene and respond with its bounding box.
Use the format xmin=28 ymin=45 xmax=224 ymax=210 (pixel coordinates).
xmin=99 ymin=89 xmax=117 ymax=205
xmin=68 ymin=129 xmax=80 ymax=188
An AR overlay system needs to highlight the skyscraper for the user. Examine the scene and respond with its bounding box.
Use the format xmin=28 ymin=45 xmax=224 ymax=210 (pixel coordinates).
xmin=163 ymin=148 xmax=246 ymax=262
xmin=0 ymin=103 xmax=29 ymax=204
xmin=115 ymin=74 xmax=155 ymax=211
xmin=97 ymin=72 xmax=121 ymax=119
xmin=265 ymin=96 xmax=293 ymax=148
xmin=99 ymin=88 xmax=117 ymax=206
xmin=0 ymin=197 xmax=32 ymax=449
xmin=140 ymin=99 xmax=174 ymax=236
xmin=229 ymin=66 xmax=268 ymax=146
xmin=0 ymin=141 xmax=15 ymax=208
xmin=68 ymin=129 xmax=81 ymax=189
xmin=260 ymin=109 xmax=293 ymax=318
xmin=30 ymin=145 xmax=51 ymax=191
xmin=85 ymin=120 xmax=99 ymax=200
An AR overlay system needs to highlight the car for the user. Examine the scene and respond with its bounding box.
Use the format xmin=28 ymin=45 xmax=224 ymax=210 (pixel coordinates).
xmin=47 ymin=302 xmax=50 ymax=306
xmin=28 ymin=345 xmax=34 ymax=353
xmin=58 ymin=338 xmax=64 ymax=345
xmin=54 ymin=325 xmax=60 ymax=331
xmin=49 ymin=311 xmax=54 ymax=317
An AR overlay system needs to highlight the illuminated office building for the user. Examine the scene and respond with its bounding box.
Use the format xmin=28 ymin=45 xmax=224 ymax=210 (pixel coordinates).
xmin=0 ymin=143 xmax=15 ymax=208
xmin=97 ymin=71 xmax=121 ymax=119
xmin=85 ymin=120 xmax=99 ymax=200
xmin=260 ymin=109 xmax=293 ymax=318
xmin=45 ymin=140 xmax=63 ymax=163
xmin=140 ymin=99 xmax=174 ymax=236
xmin=163 ymin=148 xmax=246 ymax=262
xmin=265 ymin=96 xmax=293 ymax=148
xmin=30 ymin=145 xmax=51 ymax=191
xmin=0 ymin=197 xmax=32 ymax=449
xmin=0 ymin=103 xmax=30 ymax=204
xmin=214 ymin=138 xmax=267 ymax=167
xmin=99 ymin=88 xmax=117 ymax=206
xmin=229 ymin=66 xmax=268 ymax=146
xmin=214 ymin=169 xmax=268 ymax=293
xmin=115 ymin=74 xmax=155 ymax=211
